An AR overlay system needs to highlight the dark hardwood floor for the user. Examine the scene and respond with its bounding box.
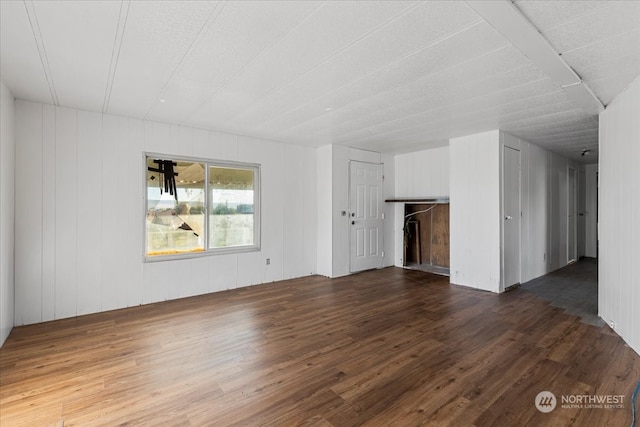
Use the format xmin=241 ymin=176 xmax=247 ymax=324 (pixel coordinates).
xmin=1 ymin=267 xmax=638 ymax=426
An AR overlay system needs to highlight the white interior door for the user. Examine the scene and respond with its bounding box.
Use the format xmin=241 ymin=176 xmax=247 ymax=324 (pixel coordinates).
xmin=350 ymin=161 xmax=384 ymax=273
xmin=568 ymin=167 xmax=577 ymax=263
xmin=502 ymin=146 xmax=521 ymax=290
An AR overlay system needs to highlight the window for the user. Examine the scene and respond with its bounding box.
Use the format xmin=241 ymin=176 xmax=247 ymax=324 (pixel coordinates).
xmin=145 ymin=154 xmax=260 ymax=259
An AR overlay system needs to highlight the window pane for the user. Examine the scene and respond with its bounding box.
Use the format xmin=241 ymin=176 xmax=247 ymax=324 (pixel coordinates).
xmin=146 ymin=158 xmax=205 ymax=256
xmin=209 ymin=166 xmax=255 ymax=249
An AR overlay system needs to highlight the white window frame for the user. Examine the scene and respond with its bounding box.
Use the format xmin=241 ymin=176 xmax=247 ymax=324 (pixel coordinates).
xmin=144 ymin=152 xmax=261 ymax=262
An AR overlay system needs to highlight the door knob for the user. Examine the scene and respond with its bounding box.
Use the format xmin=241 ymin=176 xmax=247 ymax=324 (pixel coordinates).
xmin=351 ymin=221 xmax=355 ymax=225
xmin=505 ymin=215 xmax=513 ymax=220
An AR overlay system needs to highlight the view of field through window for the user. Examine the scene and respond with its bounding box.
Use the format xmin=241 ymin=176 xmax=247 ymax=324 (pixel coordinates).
xmin=146 ymin=157 xmax=258 ymax=258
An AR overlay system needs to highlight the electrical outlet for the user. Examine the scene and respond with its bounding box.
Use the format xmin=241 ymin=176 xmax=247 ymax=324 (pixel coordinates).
xmin=266 ymin=258 xmax=270 ymax=265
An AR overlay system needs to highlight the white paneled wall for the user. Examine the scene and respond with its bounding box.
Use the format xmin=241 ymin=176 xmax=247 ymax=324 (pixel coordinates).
xmin=450 ymin=131 xmax=501 ymax=292
xmin=549 ymin=153 xmax=568 ymax=271
xmin=395 ymin=146 xmax=449 ymax=198
xmin=525 ymin=143 xmax=551 ymax=281
xmin=0 ymin=81 xmax=15 ymax=346
xmin=449 ymin=129 xmax=581 ymax=293
xmin=501 ymin=132 xmax=579 ymax=284
xmin=331 ymin=145 xmax=350 ymax=277
xmin=584 ymin=164 xmax=598 ymax=258
xmin=14 ymin=100 xmax=317 ymax=326
xmin=316 ymin=145 xmax=332 ymax=277
xmin=381 ymin=152 xmax=396 ymax=268
xmin=316 ymin=145 xmax=385 ymax=278
xmin=599 ymin=76 xmax=640 ymax=355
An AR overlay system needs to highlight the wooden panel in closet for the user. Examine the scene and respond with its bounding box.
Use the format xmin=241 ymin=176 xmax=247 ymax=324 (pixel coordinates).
xmin=431 ymin=204 xmax=450 ymax=268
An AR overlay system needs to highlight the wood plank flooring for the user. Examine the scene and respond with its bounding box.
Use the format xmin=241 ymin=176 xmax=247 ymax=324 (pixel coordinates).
xmin=1 ymin=267 xmax=639 ymax=426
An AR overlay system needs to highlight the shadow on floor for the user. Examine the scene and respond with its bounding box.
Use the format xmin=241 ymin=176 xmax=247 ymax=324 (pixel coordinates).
xmin=521 ymin=258 xmax=604 ymax=327
xmin=404 ymin=263 xmax=450 ymax=276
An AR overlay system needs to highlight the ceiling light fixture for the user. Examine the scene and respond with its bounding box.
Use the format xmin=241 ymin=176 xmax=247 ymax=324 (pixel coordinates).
xmin=581 ymin=149 xmax=591 ymax=157
xmin=159 ymin=98 xmax=166 ymax=103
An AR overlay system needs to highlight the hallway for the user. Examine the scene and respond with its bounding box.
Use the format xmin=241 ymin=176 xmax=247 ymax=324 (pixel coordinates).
xmin=521 ymin=258 xmax=603 ymax=326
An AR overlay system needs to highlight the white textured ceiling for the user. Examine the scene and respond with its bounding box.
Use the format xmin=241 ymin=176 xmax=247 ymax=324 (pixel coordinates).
xmin=1 ymin=1 xmax=639 ymax=162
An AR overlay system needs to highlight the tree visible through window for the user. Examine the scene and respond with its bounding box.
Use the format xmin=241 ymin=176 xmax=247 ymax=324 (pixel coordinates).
xmin=145 ymin=155 xmax=260 ymax=259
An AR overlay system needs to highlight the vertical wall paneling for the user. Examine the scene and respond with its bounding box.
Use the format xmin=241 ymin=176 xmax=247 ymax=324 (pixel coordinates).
xmin=122 ymin=118 xmax=145 ymax=307
xmin=173 ymin=125 xmax=193 ymax=157
xmin=0 ymin=81 xmax=15 ymax=345
xmin=237 ymin=137 xmax=285 ymax=285
xmin=393 ymin=203 xmax=404 ymax=267
xmin=149 ymin=121 xmax=172 ymax=156
xmin=548 ymin=153 xmax=569 ymax=272
xmin=184 ymin=258 xmax=209 ymax=300
xmin=381 ymin=153 xmax=395 ymax=268
xmin=584 ymin=164 xmax=598 ymax=258
xmin=13 ymin=101 xmax=318 ymax=325
xmin=448 ymin=129 xmax=576 ymax=293
xmin=395 ymin=146 xmax=449 ymax=198
xmin=209 ymin=130 xmax=238 ymax=162
xmin=449 ymin=130 xmax=501 ymax=292
xmin=303 ymin=146 xmax=318 ymax=275
xmin=519 ymin=142 xmax=531 ymax=283
xmin=527 ymin=144 xmax=550 ymax=280
xmin=206 ymin=254 xmax=238 ymax=293
xmin=555 ymin=154 xmax=568 ymax=270
xmin=316 ymin=145 xmax=333 ymax=277
xmin=41 ymin=105 xmax=56 ymax=321
xmin=15 ymin=102 xmax=44 ymax=325
xmin=191 ymin=128 xmax=209 ymax=159
xmin=331 ymin=145 xmax=350 ymax=278
xmin=599 ymin=75 xmax=640 ymax=355
xmin=147 ymin=261 xmax=171 ymax=304
xmin=101 ymin=114 xmax=120 ymax=311
xmin=76 ymin=111 xmax=103 ymax=315
xmin=283 ymin=144 xmax=306 ymax=280
xmin=315 ymin=145 xmax=383 ymax=278
xmin=54 ymin=107 xmax=78 ymax=319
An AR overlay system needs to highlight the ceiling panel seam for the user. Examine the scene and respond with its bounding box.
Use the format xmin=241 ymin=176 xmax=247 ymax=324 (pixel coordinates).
xmin=142 ymin=1 xmax=227 ymax=120
xmin=217 ymin=2 xmax=427 ymax=124
xmin=267 ymin=44 xmax=525 ymax=137
xmin=23 ymin=0 xmax=58 ymax=106
xmin=292 ymin=67 xmax=549 ymax=142
xmin=325 ymin=84 xmax=571 ymax=144
xmin=557 ymin=27 xmax=640 ymax=56
xmin=180 ymin=1 xmax=326 ymax=125
xmin=102 ymin=0 xmax=131 ymax=114
xmin=244 ymin=19 xmax=488 ymax=131
xmin=516 ymin=0 xmax=611 ymax=33
xmin=466 ymin=0 xmax=604 ymax=115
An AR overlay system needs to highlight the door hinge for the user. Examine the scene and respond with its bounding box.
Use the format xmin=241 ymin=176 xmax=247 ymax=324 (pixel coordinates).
xmin=382 ymin=251 xmax=385 ymax=258
xmin=382 ymin=213 xmax=385 ymax=219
